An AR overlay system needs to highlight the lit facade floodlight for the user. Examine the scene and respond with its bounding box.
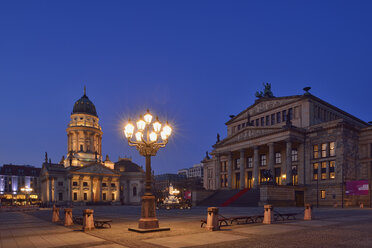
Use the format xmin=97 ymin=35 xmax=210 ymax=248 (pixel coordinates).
xmin=123 ymin=110 xmax=172 ymax=231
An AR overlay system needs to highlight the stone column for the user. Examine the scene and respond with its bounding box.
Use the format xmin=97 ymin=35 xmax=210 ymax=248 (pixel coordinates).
xmin=68 ymin=176 xmax=72 ymax=202
xmin=90 ymin=178 xmax=94 ymax=202
xmin=79 ymin=176 xmax=83 ymax=201
xmin=253 ymin=146 xmax=259 ymax=188
xmin=286 ymin=140 xmax=292 ymax=185
xmin=268 ymin=143 xmax=275 ymax=181
xmin=240 ymin=149 xmax=246 ymax=189
xmin=215 ymin=155 xmax=221 ymax=190
xmin=75 ymin=131 xmax=79 ymax=152
xmin=227 ymin=152 xmax=233 ymax=189
xmin=99 ymin=177 xmax=102 ymax=201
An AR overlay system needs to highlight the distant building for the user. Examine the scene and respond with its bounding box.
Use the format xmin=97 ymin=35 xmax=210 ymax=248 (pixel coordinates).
xmin=203 ymin=88 xmax=372 ymax=207
xmin=177 ymin=163 xmax=204 ymax=179
xmin=40 ymin=88 xmax=145 ymax=205
xmin=0 ymin=164 xmax=41 ymax=205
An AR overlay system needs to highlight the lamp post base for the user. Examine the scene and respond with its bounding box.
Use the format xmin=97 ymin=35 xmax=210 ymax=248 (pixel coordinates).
xmin=139 ymin=194 xmax=159 ymax=229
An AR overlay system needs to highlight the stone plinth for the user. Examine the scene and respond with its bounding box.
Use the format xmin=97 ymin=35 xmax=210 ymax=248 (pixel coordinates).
xmin=263 ymin=205 xmax=274 ymax=224
xmin=304 ymin=204 xmax=312 ymax=221
xmin=138 ymin=195 xmax=159 ymax=229
xmin=205 ymin=207 xmax=219 ymax=231
xmin=82 ymin=209 xmax=95 ymax=231
xmin=64 ymin=208 xmax=73 ymax=226
xmin=52 ymin=205 xmax=60 ymax=223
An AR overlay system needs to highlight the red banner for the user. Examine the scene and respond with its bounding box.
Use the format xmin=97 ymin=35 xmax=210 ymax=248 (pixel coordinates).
xmin=345 ymin=180 xmax=369 ymax=195
xmin=184 ymin=191 xmax=191 ymax=200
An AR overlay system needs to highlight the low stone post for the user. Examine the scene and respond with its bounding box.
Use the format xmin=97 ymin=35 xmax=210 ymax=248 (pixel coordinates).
xmin=52 ymin=205 xmax=60 ymax=223
xmin=263 ymin=205 xmax=274 ymax=224
xmin=205 ymin=207 xmax=219 ymax=231
xmin=83 ymin=209 xmax=95 ymax=231
xmin=64 ymin=208 xmax=73 ymax=226
xmin=304 ymin=204 xmax=312 ymax=221
xmin=360 ymin=202 xmax=364 ymax=208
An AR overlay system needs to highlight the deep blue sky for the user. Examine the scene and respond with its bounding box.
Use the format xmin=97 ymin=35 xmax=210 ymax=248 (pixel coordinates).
xmin=0 ymin=1 xmax=371 ymax=174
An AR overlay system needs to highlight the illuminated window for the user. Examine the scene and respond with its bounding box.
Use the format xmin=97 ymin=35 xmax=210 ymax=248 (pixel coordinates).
xmin=260 ymin=169 xmax=267 ymax=183
xmin=260 ymin=155 xmax=266 ymax=166
xmin=247 ymin=157 xmax=253 ymax=168
xmin=275 ymin=152 xmax=281 ymax=164
xmin=235 ymin=158 xmax=240 ymax=170
xmin=292 ymin=165 xmax=298 ymax=185
xmin=321 ymin=143 xmax=327 ymax=158
xmin=330 ymin=142 xmax=335 ymax=156
xmin=275 ymin=167 xmax=281 ymax=185
xmin=313 ymin=163 xmax=319 ymax=180
xmin=321 ymin=162 xmax=327 ymax=180
xmin=320 ymin=190 xmax=326 ymax=199
xmin=329 ymin=161 xmax=335 ymax=179
xmin=313 ymin=145 xmax=319 ymax=159
xmin=291 ymin=149 xmax=298 ymax=162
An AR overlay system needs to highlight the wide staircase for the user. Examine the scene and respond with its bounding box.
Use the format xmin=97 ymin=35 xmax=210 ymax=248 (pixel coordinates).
xmin=198 ymin=188 xmax=260 ymax=207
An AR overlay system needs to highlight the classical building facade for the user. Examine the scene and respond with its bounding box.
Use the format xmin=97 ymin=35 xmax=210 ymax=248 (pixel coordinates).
xmin=203 ymin=89 xmax=372 ymax=207
xmin=40 ymin=89 xmax=145 ymax=205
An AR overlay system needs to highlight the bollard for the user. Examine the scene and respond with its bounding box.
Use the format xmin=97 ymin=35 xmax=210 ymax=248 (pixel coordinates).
xmin=360 ymin=202 xmax=364 ymax=208
xmin=205 ymin=207 xmax=219 ymax=231
xmin=82 ymin=209 xmax=95 ymax=231
xmin=52 ymin=205 xmax=60 ymax=223
xmin=263 ymin=205 xmax=274 ymax=224
xmin=304 ymin=204 xmax=312 ymax=221
xmin=64 ymin=208 xmax=73 ymax=226
xmin=333 ymin=203 xmax=338 ymax=208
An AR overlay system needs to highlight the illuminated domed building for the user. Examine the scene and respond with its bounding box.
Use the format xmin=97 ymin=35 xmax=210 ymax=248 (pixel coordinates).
xmin=40 ymin=88 xmax=145 ymax=205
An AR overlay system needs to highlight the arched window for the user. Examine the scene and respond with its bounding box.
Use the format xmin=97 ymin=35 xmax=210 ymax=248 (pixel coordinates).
xmin=133 ymin=186 xmax=137 ymax=196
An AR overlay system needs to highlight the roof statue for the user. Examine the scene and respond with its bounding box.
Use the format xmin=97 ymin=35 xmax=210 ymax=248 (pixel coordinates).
xmin=255 ymin=82 xmax=274 ymax=99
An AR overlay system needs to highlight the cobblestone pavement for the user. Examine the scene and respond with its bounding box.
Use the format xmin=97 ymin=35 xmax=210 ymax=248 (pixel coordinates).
xmin=1 ymin=206 xmax=372 ymax=248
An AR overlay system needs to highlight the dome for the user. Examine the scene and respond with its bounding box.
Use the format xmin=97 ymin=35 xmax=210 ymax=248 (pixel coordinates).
xmin=114 ymin=158 xmax=144 ymax=173
xmin=72 ymin=89 xmax=98 ymax=117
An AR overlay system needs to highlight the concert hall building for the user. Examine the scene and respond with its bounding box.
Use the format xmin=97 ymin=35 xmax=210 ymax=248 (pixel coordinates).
xmin=202 ymin=88 xmax=372 ymax=207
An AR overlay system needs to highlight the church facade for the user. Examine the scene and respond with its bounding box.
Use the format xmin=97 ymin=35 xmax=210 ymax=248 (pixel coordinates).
xmin=40 ymin=89 xmax=145 ymax=205
xmin=203 ymin=88 xmax=372 ymax=207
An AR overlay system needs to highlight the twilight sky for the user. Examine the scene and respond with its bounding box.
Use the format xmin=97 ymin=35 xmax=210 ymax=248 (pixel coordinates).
xmin=0 ymin=1 xmax=371 ymax=174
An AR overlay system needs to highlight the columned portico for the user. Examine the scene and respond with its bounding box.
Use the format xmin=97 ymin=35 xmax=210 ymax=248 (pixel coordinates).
xmin=286 ymin=140 xmax=292 ymax=185
xmin=268 ymin=143 xmax=275 ymax=178
xmin=215 ymin=155 xmax=221 ymax=189
xmin=239 ymin=149 xmax=246 ymax=189
xmin=227 ymin=152 xmax=233 ymax=189
xmin=253 ymin=146 xmax=259 ymax=188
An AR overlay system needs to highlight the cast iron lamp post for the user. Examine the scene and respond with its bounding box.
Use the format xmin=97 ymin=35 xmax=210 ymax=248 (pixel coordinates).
xmin=124 ymin=109 xmax=172 ymax=230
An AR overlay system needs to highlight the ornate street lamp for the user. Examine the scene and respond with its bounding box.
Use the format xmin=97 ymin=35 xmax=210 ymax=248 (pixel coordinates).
xmin=124 ymin=109 xmax=172 ymax=231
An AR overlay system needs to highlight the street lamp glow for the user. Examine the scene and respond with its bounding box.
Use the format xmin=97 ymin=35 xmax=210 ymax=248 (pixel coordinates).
xmin=136 ymin=117 xmax=146 ymax=131
xmin=163 ymin=122 xmax=172 ymax=136
xmin=135 ymin=132 xmax=143 ymax=142
xmin=149 ymin=132 xmax=157 ymax=142
xmin=124 ymin=121 xmax=134 ymax=138
xmin=144 ymin=109 xmax=153 ymax=124
xmin=161 ymin=131 xmax=168 ymax=140
xmin=153 ymin=117 xmax=162 ymax=133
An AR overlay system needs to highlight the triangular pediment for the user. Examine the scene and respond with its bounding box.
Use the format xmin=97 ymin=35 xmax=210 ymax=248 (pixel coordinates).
xmin=216 ymin=127 xmax=283 ymax=147
xmin=227 ymin=96 xmax=302 ymax=124
xmin=70 ymin=163 xmax=119 ymax=175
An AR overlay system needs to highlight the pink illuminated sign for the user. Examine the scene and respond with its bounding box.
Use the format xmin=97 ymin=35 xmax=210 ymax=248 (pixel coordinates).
xmin=345 ymin=180 xmax=369 ymax=195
